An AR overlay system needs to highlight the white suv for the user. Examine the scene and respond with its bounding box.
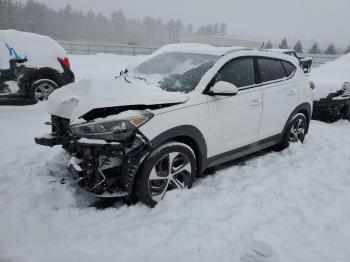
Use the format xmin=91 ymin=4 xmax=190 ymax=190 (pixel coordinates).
xmin=35 ymin=44 xmax=313 ymax=207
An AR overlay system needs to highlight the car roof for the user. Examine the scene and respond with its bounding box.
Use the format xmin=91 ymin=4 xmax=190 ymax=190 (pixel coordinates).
xmin=267 ymin=48 xmax=295 ymax=53
xmin=154 ymin=43 xmax=245 ymax=56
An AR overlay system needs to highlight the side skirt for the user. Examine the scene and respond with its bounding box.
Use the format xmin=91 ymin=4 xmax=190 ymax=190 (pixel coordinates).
xmin=206 ymin=134 xmax=281 ymax=168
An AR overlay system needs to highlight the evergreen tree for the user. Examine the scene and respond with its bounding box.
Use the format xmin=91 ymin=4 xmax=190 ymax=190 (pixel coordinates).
xmin=293 ymin=40 xmax=303 ymax=53
xmin=0 ymin=0 xmax=230 ymax=46
xmin=345 ymin=45 xmax=350 ymax=54
xmin=264 ymin=41 xmax=273 ymax=49
xmin=325 ymin=44 xmax=337 ymax=55
xmin=279 ymin=38 xmax=289 ymax=49
xmin=308 ymin=42 xmax=322 ymax=54
xmin=219 ymin=23 xmax=227 ymax=36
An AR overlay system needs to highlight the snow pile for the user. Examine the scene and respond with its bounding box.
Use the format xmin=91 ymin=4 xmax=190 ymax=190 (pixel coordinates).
xmin=69 ymin=53 xmax=146 ymax=81
xmin=0 ymin=104 xmax=350 ymax=262
xmin=310 ymin=53 xmax=350 ymax=101
xmin=0 ymin=30 xmax=67 ymax=72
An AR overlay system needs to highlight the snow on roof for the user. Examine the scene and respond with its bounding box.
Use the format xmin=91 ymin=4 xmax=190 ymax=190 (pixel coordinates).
xmin=0 ymin=29 xmax=67 ymax=71
xmin=266 ymin=49 xmax=295 ymax=53
xmin=154 ymin=43 xmax=243 ymax=56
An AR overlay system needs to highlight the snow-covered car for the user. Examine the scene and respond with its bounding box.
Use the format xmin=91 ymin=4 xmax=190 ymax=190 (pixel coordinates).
xmin=310 ymin=53 xmax=350 ymax=122
xmin=0 ymin=30 xmax=74 ymax=104
xmin=268 ymin=49 xmax=313 ymax=73
xmin=35 ymin=44 xmax=313 ymax=207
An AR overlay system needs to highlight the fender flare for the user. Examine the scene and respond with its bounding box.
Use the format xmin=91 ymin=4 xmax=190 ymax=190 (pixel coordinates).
xmin=25 ymin=67 xmax=64 ymax=88
xmin=281 ymin=102 xmax=312 ymax=137
xmin=150 ymin=125 xmax=208 ymax=173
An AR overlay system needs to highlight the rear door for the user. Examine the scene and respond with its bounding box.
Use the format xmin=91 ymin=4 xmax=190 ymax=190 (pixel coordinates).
xmin=257 ymin=58 xmax=298 ymax=139
xmin=207 ymin=57 xmax=263 ymax=157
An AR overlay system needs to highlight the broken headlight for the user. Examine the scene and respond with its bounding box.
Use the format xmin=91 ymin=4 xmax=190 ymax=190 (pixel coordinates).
xmin=70 ymin=111 xmax=154 ymax=141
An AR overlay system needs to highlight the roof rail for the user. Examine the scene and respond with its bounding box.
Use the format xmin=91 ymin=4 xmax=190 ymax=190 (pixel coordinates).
xmin=223 ymin=47 xmax=253 ymax=56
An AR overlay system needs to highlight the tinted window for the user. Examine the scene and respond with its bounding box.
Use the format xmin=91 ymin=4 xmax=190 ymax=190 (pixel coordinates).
xmin=217 ymin=58 xmax=255 ymax=88
xmin=282 ymin=61 xmax=296 ymax=78
xmin=258 ymin=59 xmax=285 ymax=82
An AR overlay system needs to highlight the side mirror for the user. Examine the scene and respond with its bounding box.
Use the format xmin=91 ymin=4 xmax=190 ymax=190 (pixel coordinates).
xmin=209 ymin=81 xmax=238 ymax=96
xmin=303 ymin=67 xmax=311 ymax=74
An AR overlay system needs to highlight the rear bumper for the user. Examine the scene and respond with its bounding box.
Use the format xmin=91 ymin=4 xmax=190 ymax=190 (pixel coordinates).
xmin=60 ymin=69 xmax=75 ymax=86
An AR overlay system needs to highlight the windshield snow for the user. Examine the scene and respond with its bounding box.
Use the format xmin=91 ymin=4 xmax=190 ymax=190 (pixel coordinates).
xmin=131 ymin=52 xmax=220 ymax=93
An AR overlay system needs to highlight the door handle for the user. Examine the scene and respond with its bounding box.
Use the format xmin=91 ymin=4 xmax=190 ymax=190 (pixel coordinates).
xmin=287 ymin=89 xmax=297 ymax=96
xmin=250 ymin=98 xmax=262 ymax=106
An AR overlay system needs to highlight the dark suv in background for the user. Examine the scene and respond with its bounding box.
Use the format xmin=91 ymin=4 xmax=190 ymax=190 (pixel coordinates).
xmin=0 ymin=30 xmax=74 ymax=104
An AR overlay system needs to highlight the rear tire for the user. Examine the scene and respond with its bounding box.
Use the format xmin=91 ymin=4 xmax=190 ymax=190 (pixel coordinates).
xmin=28 ymin=79 xmax=58 ymax=104
xmin=276 ymin=113 xmax=308 ymax=150
xmin=135 ymin=142 xmax=197 ymax=207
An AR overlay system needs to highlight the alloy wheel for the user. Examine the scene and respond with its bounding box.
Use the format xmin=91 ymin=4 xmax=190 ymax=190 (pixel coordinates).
xmin=34 ymin=83 xmax=55 ymax=101
xmin=148 ymin=151 xmax=192 ymax=202
xmin=289 ymin=117 xmax=306 ymax=142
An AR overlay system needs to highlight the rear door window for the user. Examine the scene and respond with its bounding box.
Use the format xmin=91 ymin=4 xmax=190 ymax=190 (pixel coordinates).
xmin=258 ymin=58 xmax=286 ymax=83
xmin=217 ymin=57 xmax=256 ymax=88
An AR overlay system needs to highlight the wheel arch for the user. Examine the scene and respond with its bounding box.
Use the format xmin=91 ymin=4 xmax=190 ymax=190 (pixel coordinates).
xmin=149 ymin=125 xmax=208 ymax=175
xmin=26 ymin=67 xmax=64 ymax=88
xmin=282 ymin=102 xmax=312 ymax=137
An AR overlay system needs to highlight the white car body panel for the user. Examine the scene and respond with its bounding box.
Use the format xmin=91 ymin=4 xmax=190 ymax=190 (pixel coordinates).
xmin=48 ymin=78 xmax=189 ymax=122
xmin=207 ymin=88 xmax=263 ymax=157
xmin=139 ymin=93 xmax=210 ymax=150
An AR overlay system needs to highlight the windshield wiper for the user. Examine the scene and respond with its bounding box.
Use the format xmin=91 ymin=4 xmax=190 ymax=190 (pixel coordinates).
xmin=132 ymin=76 xmax=148 ymax=83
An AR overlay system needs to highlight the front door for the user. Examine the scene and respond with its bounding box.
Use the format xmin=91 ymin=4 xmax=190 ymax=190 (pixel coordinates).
xmin=207 ymin=57 xmax=263 ymax=157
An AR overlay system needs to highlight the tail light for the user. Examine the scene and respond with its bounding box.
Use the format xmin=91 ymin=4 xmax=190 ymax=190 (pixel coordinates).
xmin=309 ymin=81 xmax=315 ymax=90
xmin=58 ymin=57 xmax=70 ymax=69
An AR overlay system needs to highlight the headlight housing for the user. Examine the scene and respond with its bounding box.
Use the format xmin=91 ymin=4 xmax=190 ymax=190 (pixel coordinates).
xmin=70 ymin=111 xmax=154 ymax=141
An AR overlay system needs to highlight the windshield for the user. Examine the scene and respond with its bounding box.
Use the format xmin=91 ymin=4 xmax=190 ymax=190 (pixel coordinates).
xmin=131 ymin=52 xmax=220 ymax=93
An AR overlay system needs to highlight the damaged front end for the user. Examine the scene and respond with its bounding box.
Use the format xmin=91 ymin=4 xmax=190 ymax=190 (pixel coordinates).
xmin=313 ymin=82 xmax=350 ymax=122
xmin=35 ymin=112 xmax=153 ymax=198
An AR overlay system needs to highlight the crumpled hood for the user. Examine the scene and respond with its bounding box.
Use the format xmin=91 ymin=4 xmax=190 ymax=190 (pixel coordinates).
xmin=47 ymin=78 xmax=188 ymax=122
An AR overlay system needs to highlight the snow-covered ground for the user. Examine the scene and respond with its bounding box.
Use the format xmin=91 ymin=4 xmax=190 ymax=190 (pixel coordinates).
xmin=1 ymin=54 xmax=350 ymax=262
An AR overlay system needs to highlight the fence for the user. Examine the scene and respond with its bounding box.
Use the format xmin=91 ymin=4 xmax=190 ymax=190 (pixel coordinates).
xmin=306 ymin=54 xmax=340 ymax=67
xmin=58 ymin=41 xmax=159 ymax=56
xmin=57 ymin=40 xmax=340 ymax=67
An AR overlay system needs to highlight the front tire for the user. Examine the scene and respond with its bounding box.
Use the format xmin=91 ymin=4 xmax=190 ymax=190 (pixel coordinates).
xmin=28 ymin=79 xmax=58 ymax=104
xmin=135 ymin=142 xmax=197 ymax=207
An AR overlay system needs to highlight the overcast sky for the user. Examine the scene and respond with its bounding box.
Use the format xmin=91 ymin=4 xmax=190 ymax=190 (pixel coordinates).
xmin=28 ymin=0 xmax=349 ymax=47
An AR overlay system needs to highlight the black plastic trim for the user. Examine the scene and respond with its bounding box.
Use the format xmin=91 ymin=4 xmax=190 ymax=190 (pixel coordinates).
xmin=206 ymin=134 xmax=281 ymax=168
xmin=150 ymin=125 xmax=208 ymax=173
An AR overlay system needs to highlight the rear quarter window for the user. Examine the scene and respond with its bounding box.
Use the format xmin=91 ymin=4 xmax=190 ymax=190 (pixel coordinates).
xmin=258 ymin=58 xmax=285 ymax=82
xmin=282 ymin=61 xmax=296 ymax=78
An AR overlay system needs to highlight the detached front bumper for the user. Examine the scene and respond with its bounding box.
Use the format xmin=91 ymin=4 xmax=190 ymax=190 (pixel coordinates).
xmin=35 ymin=132 xmax=151 ymax=198
xmin=34 ymin=133 xmax=69 ymax=147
